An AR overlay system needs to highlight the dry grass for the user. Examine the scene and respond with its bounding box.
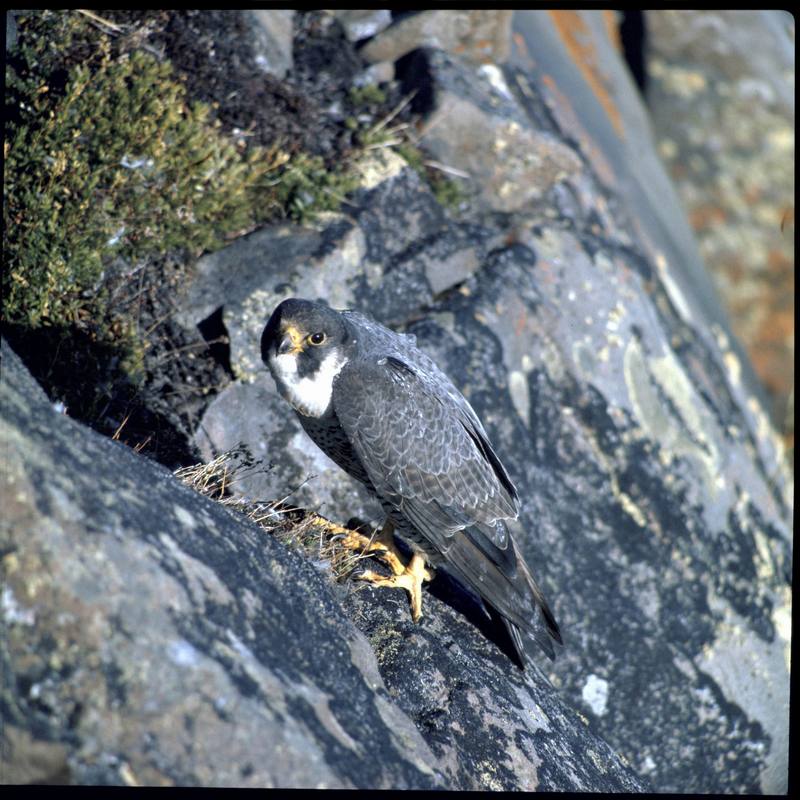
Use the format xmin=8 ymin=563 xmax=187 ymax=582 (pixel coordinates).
xmin=174 ymin=445 xmax=387 ymax=581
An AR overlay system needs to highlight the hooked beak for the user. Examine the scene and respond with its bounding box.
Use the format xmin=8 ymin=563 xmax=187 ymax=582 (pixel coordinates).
xmin=277 ymin=325 xmax=303 ymax=356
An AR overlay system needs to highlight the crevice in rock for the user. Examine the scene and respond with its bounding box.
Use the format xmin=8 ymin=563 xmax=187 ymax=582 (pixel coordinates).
xmin=617 ymin=10 xmax=648 ymax=95
xmin=197 ymin=307 xmax=235 ymax=379
xmin=395 ymin=48 xmax=436 ymax=115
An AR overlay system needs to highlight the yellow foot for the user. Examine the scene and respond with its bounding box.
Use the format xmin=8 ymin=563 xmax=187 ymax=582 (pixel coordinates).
xmin=311 ymin=517 xmax=407 ymax=576
xmin=356 ymin=552 xmax=433 ymax=623
xmin=307 ymin=515 xmax=434 ymax=621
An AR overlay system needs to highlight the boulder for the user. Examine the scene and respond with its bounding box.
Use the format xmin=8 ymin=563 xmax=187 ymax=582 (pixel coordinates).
xmin=249 ymin=10 xmax=295 ymax=79
xmin=332 ymin=10 xmax=392 ymax=44
xmin=181 ymin=11 xmax=792 ymax=793
xmin=0 ymin=339 xmax=437 ymax=788
xmin=359 ymin=10 xmax=513 ymax=66
xmin=0 ymin=339 xmax=647 ymax=790
xmin=645 ymin=10 xmax=795 ymax=435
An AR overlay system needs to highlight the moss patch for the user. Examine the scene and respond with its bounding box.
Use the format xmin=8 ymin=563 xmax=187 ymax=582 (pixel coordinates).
xmin=349 ymin=84 xmax=388 ymax=107
xmin=396 ymin=141 xmax=467 ymax=212
xmin=3 ymin=11 xmax=289 ymax=328
xmin=274 ymin=153 xmax=360 ymax=223
xmin=2 ymin=10 xmax=369 ymax=333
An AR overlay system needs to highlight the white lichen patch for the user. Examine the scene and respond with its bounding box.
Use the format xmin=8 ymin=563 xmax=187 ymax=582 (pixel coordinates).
xmin=158 ymin=533 xmax=235 ymax=608
xmin=512 ymin=685 xmax=552 ymax=735
xmin=697 ymin=587 xmax=790 ymax=793
xmin=2 ymin=586 xmax=36 ymax=626
xmin=722 ymin=350 xmax=742 ymax=387
xmin=478 ymin=63 xmax=514 ymax=100
xmin=624 ymin=337 xmax=721 ymax=500
xmin=581 ymin=674 xmax=609 ymax=716
xmin=222 ymin=630 xmax=288 ymax=711
xmin=508 ymin=369 xmax=530 ymax=428
xmin=617 ymin=490 xmax=647 ymax=528
xmin=173 ymin=504 xmax=198 ymax=532
xmin=373 ymin=694 xmax=437 ymax=777
xmin=354 ymin=148 xmax=408 ymax=190
xmin=293 ymin=680 xmax=362 ymax=754
xmin=641 ymin=754 xmax=657 ymax=774
xmin=654 ymin=251 xmax=693 ymax=323
xmin=167 ymin=638 xmax=201 ymax=668
xmin=605 ymin=300 xmax=627 ymax=333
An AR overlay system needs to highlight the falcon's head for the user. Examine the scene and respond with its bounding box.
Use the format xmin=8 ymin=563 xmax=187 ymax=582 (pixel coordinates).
xmin=261 ymin=298 xmax=353 ymax=417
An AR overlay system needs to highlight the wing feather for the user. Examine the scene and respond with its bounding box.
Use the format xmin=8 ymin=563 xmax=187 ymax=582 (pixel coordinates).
xmin=332 ymin=354 xmax=562 ymax=663
xmin=333 ymin=355 xmax=517 ymax=541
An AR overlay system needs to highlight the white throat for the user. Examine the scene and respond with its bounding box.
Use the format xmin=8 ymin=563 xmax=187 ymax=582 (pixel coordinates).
xmin=270 ymin=351 xmax=346 ymax=417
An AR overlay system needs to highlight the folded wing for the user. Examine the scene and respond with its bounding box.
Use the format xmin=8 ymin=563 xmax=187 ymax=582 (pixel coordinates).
xmin=333 ymin=355 xmax=561 ymax=663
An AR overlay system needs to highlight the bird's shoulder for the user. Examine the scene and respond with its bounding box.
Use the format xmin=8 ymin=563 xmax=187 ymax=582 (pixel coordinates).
xmin=332 ymin=349 xmax=519 ymax=519
xmin=333 ymin=348 xmax=457 ymax=414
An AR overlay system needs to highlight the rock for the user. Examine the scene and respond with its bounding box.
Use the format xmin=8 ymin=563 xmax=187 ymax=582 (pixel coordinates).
xmin=332 ymin=9 xmax=392 ymax=43
xmin=249 ymin=9 xmax=295 ymax=79
xmin=508 ymin=9 xmax=762 ymax=381
xmin=351 ymin=61 xmax=394 ymax=88
xmin=194 ymin=373 xmax=384 ymax=525
xmin=335 ymin=558 xmax=648 ymax=791
xmin=360 ymin=10 xmax=513 ymax=66
xmin=186 ymin=11 xmax=791 ymax=793
xmin=175 ymin=223 xmax=322 ymax=339
xmin=1 ymin=725 xmax=70 ymax=784
xmin=1 ymin=338 xmax=444 ymax=788
xmin=645 ymin=10 xmax=795 ymax=439
xmin=1 ymin=339 xmax=650 ymax=790
xmin=403 ymin=49 xmax=585 ymax=214
xmin=12 ymin=7 xmax=784 ymax=792
xmin=410 ymin=242 xmax=791 ymax=794
xmin=186 ymin=149 xmax=497 ymax=509
xmin=176 ymin=149 xmax=494 ymax=382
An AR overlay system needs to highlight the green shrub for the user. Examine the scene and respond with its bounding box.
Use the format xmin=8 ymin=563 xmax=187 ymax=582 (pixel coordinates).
xmin=274 ymin=153 xmax=360 ymax=223
xmin=3 ymin=11 xmax=283 ymax=327
xmin=396 ymin=142 xmax=466 ymax=212
xmin=348 ymin=84 xmax=387 ymax=108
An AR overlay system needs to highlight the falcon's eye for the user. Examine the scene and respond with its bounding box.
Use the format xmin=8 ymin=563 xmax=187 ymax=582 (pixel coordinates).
xmin=308 ymin=331 xmax=326 ymax=346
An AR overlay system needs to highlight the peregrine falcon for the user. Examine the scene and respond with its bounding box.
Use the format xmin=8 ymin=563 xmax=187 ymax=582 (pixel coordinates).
xmin=261 ymin=297 xmax=562 ymax=666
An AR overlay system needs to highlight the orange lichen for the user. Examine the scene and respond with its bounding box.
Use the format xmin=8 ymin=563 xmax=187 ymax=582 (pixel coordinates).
xmin=767 ymin=247 xmax=793 ymax=272
xmin=540 ymin=72 xmax=617 ymax=188
xmin=512 ymin=31 xmax=532 ymax=65
xmin=603 ymin=10 xmax=622 ymax=53
xmin=688 ymin=205 xmax=728 ymax=230
xmin=548 ymin=10 xmax=624 ymax=138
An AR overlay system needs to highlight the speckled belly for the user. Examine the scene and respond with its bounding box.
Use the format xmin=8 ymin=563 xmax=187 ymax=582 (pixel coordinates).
xmin=298 ymin=410 xmax=443 ymax=566
xmin=297 ymin=411 xmax=372 ymax=488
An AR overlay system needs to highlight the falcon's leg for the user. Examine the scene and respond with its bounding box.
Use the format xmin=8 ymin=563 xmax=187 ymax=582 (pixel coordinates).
xmin=311 ymin=516 xmax=406 ymax=576
xmin=356 ymin=552 xmax=434 ymax=623
xmin=309 ymin=514 xmax=434 ymax=620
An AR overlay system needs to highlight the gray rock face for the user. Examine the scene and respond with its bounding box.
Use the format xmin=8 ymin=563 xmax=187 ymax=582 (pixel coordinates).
xmin=0 ymin=340 xmax=438 ymax=788
xmin=0 ymin=340 xmax=648 ymax=790
xmin=249 ymin=10 xmax=295 ymax=79
xmin=645 ymin=10 xmax=795 ymax=433
xmin=177 ymin=150 xmax=498 ymax=383
xmin=410 ymin=244 xmax=791 ymax=795
xmin=183 ymin=12 xmax=792 ymax=794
